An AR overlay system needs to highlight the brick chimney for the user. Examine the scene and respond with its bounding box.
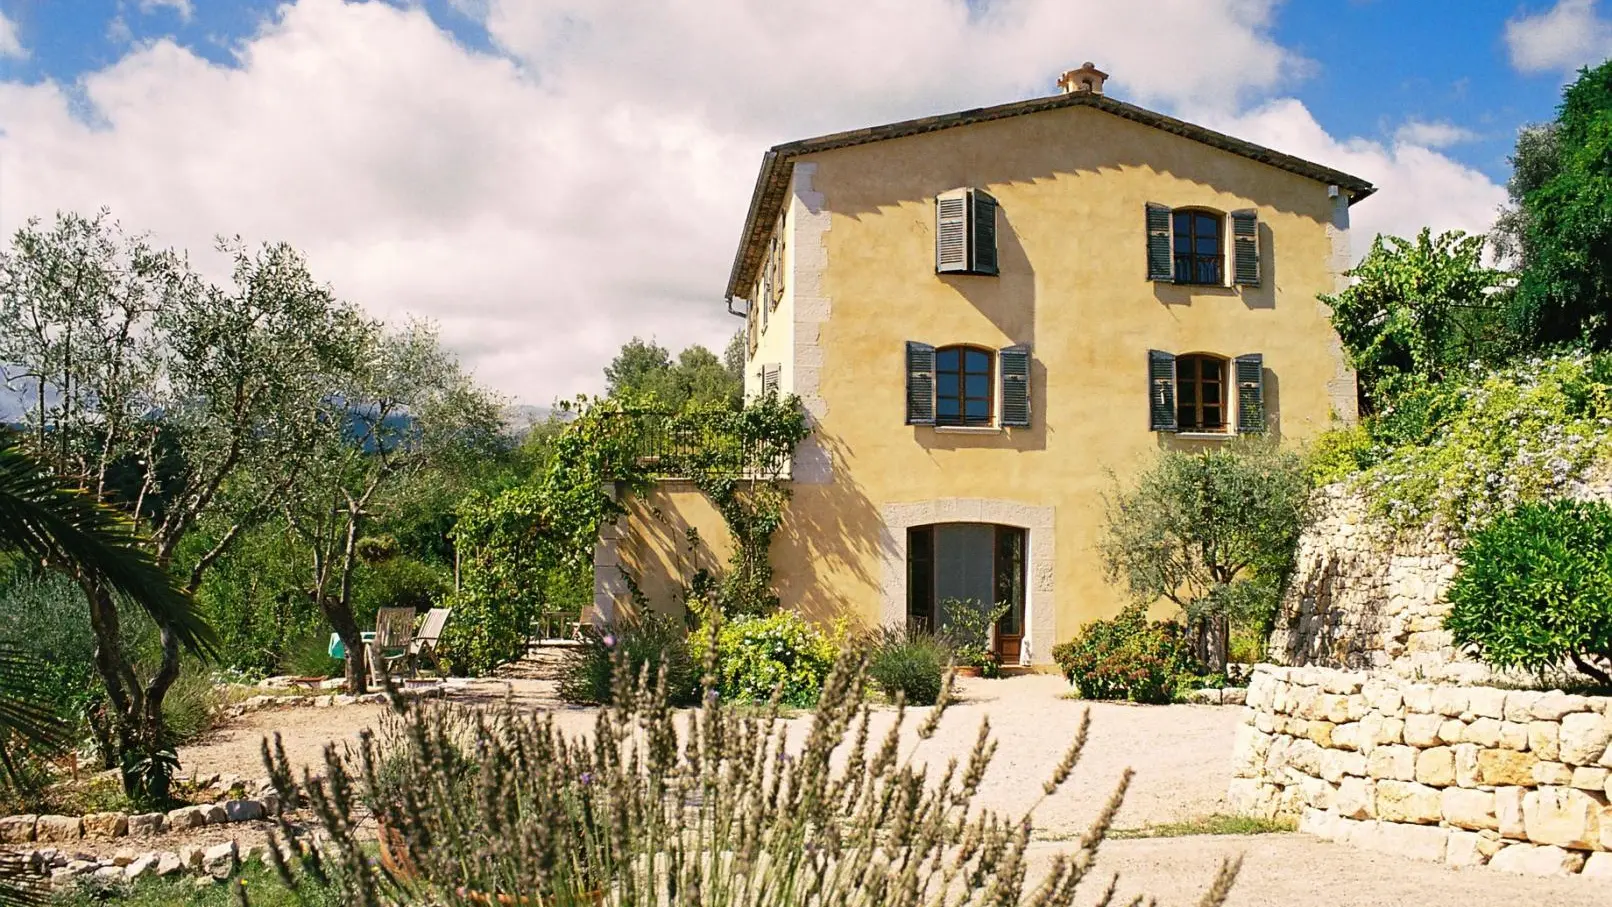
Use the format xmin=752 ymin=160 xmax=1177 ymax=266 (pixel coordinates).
xmin=1057 ymin=62 xmax=1108 ymax=96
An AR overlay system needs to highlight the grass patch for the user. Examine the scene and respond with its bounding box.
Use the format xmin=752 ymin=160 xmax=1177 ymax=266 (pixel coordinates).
xmin=1107 ymin=813 xmax=1296 ymax=839
xmin=50 ymin=859 xmax=343 ymax=907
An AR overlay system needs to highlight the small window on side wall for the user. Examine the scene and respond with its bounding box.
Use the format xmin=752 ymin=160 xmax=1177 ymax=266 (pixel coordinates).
xmin=1147 ymin=350 xmax=1267 ymax=433
xmin=935 ymin=345 xmax=994 ymax=426
xmin=936 ymin=188 xmax=999 ymax=276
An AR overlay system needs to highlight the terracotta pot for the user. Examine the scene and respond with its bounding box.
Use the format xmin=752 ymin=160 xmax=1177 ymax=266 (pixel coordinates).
xmin=954 ymin=665 xmax=983 ymax=678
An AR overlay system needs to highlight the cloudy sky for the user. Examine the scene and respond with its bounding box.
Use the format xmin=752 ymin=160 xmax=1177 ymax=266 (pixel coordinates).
xmin=0 ymin=0 xmax=1601 ymax=405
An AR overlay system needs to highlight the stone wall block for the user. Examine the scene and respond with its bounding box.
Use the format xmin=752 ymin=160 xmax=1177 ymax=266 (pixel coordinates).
xmin=1478 ymin=749 xmax=1539 ymax=786
xmin=1441 ymin=788 xmax=1498 ymax=831
xmin=1336 ymin=777 xmax=1375 ymax=820
xmin=1438 ymin=720 xmax=1467 ymax=745
xmin=1468 ymin=687 xmax=1508 ymax=720
xmin=1375 ymin=822 xmax=1450 ymax=863
xmin=1432 ymin=687 xmax=1468 ymax=717
xmin=1489 ymin=843 xmax=1586 ymax=876
xmin=34 ymin=815 xmax=80 ymax=843
xmin=1521 ymin=787 xmax=1605 ymax=850
xmin=1584 ymin=852 xmax=1612 ymax=877
xmin=0 ymin=815 xmax=37 ymax=844
xmin=1497 ymin=787 xmax=1527 ymax=839
xmin=1560 ymin=712 xmax=1610 ymax=766
xmin=1532 ymin=692 xmax=1591 ymax=722
xmin=1445 ymin=830 xmax=1490 ymax=867
xmin=1376 ymin=780 xmax=1443 ymax=824
xmin=1404 ymin=686 xmax=1434 ymax=714
xmin=1465 ymin=718 xmax=1502 ymax=748
xmin=1404 ymin=713 xmax=1442 ymax=747
xmin=1533 ymin=762 xmax=1572 ymax=786
xmin=1332 ymin=722 xmax=1361 ymax=752
xmin=1454 ymin=743 xmax=1481 ymax=788
xmin=1415 ymin=747 xmax=1456 ymax=787
xmin=81 ymin=812 xmax=128 ymax=840
xmin=1529 ymin=721 xmax=1561 ymax=761
xmin=1572 ymin=766 xmax=1609 ymax=792
xmin=1497 ymin=721 xmax=1530 ymax=751
xmin=1368 ymin=745 xmax=1417 ymax=781
xmin=1504 ymin=691 xmax=1542 ymax=723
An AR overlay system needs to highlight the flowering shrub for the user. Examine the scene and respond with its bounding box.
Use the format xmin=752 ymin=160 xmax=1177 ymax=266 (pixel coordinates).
xmin=1051 ymin=605 xmax=1195 ymax=704
xmin=1445 ymin=499 xmax=1612 ymax=685
xmin=716 ymin=611 xmax=838 ymax=707
xmin=1313 ymin=354 xmax=1612 ymax=533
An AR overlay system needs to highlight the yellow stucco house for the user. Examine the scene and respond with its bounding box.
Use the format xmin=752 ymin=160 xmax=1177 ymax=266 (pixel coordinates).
xmin=598 ymin=64 xmax=1375 ymax=670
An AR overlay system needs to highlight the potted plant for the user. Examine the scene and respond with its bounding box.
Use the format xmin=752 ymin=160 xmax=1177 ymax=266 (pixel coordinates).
xmin=939 ymin=598 xmax=1010 ymax=678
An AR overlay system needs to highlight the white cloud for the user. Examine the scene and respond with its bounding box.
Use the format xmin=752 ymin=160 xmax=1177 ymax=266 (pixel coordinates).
xmin=1211 ymin=100 xmax=1507 ymax=255
xmin=0 ymin=8 xmax=27 ymax=60
xmin=1506 ymin=0 xmax=1612 ymax=74
xmin=138 ymin=0 xmax=194 ymax=21
xmin=0 ymin=0 xmax=1505 ymax=403
xmin=1393 ymin=119 xmax=1478 ymax=149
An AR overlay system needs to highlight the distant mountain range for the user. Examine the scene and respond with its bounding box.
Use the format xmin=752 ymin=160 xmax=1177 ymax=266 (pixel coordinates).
xmin=2 ymin=376 xmax=558 ymax=440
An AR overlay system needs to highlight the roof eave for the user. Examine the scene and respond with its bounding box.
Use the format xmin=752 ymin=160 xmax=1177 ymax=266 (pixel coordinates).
xmin=724 ymin=92 xmax=1377 ymax=300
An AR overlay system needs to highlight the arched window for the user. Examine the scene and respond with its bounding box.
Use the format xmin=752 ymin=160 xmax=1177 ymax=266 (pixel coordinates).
xmin=935 ymin=345 xmax=994 ymax=426
xmin=1176 ymin=353 xmax=1227 ymax=432
xmin=1172 ymin=209 xmax=1224 ymax=285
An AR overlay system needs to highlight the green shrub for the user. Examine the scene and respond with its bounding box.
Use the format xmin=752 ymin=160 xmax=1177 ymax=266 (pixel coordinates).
xmin=1052 ymin=605 xmax=1195 ymax=704
xmin=161 ymin=664 xmax=225 ymax=745
xmin=865 ymin=626 xmax=949 ymax=705
xmin=0 ymin=568 xmax=108 ymax=733
xmin=938 ymin=597 xmax=1009 ymax=675
xmin=1445 ymin=499 xmax=1612 ymax=684
xmin=1304 ymin=424 xmax=1377 ymax=485
xmin=715 ymin=612 xmax=838 ymax=707
xmin=280 ymin=628 xmax=344 ymax=678
xmin=557 ymin=613 xmax=701 ymax=707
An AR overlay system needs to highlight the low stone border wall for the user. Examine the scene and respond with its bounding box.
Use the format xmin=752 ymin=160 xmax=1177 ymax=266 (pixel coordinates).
xmin=228 ymin=685 xmax=443 ymax=717
xmin=1228 ymin=665 xmax=1612 ymax=877
xmin=8 ymin=837 xmax=278 ymax=888
xmin=1182 ymin=687 xmax=1249 ymax=706
xmin=0 ymin=793 xmax=280 ymax=847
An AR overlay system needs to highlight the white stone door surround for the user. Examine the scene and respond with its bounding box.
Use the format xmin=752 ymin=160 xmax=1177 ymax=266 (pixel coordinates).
xmin=879 ymin=498 xmax=1055 ymax=666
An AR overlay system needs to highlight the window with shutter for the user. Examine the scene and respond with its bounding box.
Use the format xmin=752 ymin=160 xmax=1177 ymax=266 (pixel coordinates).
xmin=999 ymin=345 xmax=1030 ymax=427
xmin=905 ymin=342 xmax=936 ymax=425
xmin=1231 ymin=210 xmax=1259 ymax=287
xmin=1235 ymin=353 xmax=1265 ymax=433
xmin=1146 ymin=203 xmax=1173 ymax=281
xmin=760 ymin=364 xmax=781 ymax=397
xmin=970 ymin=190 xmax=999 ymax=276
xmin=936 ymin=191 xmax=969 ymax=274
xmin=1148 ymin=350 xmax=1178 ymax=431
xmin=936 ymin=188 xmax=999 ymax=276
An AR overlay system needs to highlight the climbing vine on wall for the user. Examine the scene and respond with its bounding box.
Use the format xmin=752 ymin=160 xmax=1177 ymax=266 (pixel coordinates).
xmin=662 ymin=393 xmax=811 ymax=622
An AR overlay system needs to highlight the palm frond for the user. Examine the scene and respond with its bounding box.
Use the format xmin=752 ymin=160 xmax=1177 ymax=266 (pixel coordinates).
xmin=0 ymin=436 xmax=217 ymax=659
xmin=0 ymin=644 xmax=70 ymax=761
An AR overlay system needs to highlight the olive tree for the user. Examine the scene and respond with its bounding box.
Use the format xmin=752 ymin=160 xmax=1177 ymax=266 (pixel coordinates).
xmin=0 ymin=210 xmax=366 ymax=794
xmin=279 ymin=320 xmax=504 ymax=693
xmin=1098 ymin=439 xmax=1312 ymax=672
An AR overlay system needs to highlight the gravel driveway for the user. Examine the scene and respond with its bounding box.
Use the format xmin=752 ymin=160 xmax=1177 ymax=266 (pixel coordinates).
xmin=173 ymin=672 xmax=1608 ymax=906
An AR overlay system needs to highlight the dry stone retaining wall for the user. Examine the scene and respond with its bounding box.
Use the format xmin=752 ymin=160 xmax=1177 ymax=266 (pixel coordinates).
xmin=1229 ymin=665 xmax=1612 ymax=877
xmin=1266 ymin=477 xmax=1612 ymax=684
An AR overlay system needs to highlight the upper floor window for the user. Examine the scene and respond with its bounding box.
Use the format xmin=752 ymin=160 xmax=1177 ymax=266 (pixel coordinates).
xmin=936 ymin=188 xmax=999 ymax=276
xmin=1172 ymin=210 xmax=1223 ymax=285
xmin=936 ymin=345 xmax=994 ymax=426
xmin=1145 ymin=204 xmax=1261 ymax=288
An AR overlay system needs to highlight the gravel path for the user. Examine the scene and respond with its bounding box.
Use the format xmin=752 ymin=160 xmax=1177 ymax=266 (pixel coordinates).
xmin=164 ymin=672 xmax=1607 ymax=905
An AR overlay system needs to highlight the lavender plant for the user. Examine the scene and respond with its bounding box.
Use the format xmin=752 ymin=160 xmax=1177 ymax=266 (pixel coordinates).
xmin=253 ymin=644 xmax=1240 ymax=907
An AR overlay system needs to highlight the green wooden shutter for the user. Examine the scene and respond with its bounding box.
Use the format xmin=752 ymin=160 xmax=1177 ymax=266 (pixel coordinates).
xmin=936 ymin=191 xmax=969 ymax=273
xmin=999 ymin=344 xmax=1030 ymax=427
xmin=971 ymin=190 xmax=999 ymax=276
xmin=1149 ymin=349 xmax=1177 ymax=431
xmin=1235 ymin=353 xmax=1265 ymax=433
xmin=906 ymin=342 xmax=936 ymax=425
xmin=1231 ymin=209 xmax=1260 ymax=286
xmin=1146 ymin=203 xmax=1173 ymax=281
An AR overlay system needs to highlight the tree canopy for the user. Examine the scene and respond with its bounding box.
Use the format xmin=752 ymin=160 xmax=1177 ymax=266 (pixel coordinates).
xmin=604 ymin=334 xmax=743 ymax=409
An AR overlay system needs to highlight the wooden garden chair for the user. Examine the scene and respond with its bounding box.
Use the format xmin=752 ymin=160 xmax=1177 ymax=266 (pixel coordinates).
xmin=369 ymin=607 xmax=417 ymax=680
xmin=406 ymin=607 xmax=452 ymax=678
